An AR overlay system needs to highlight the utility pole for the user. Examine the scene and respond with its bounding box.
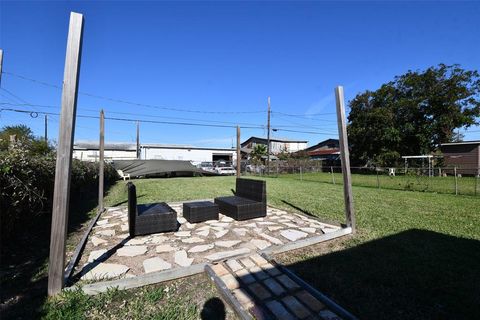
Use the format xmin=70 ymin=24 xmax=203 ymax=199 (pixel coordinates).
xmin=266 ymin=96 xmax=271 ymax=175
xmin=44 ymin=115 xmax=48 ymax=142
xmin=136 ymin=121 xmax=140 ymax=159
xmin=0 ymin=49 xmax=3 ymax=87
xmin=236 ymin=126 xmax=241 ymax=177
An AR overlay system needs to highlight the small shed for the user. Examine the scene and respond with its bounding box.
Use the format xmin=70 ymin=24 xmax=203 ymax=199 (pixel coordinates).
xmin=440 ymin=141 xmax=480 ymax=176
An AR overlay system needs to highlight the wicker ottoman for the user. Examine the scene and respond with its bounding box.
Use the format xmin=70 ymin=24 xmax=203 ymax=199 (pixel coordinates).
xmin=183 ymin=201 xmax=219 ymax=223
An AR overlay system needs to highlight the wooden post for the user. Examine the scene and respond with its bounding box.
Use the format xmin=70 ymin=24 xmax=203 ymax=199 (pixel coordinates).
xmin=454 ymin=166 xmax=458 ymax=195
xmin=236 ymin=126 xmax=241 ymax=177
xmin=44 ymin=115 xmax=48 ymax=142
xmin=331 ymin=166 xmax=336 ymax=185
xmin=266 ymin=96 xmax=271 ymax=175
xmin=376 ymin=168 xmax=380 ymax=189
xmin=98 ymin=110 xmax=105 ymax=213
xmin=136 ymin=121 xmax=140 ymax=159
xmin=335 ymin=86 xmax=355 ymax=232
xmin=48 ymin=12 xmax=84 ymax=296
xmin=0 ymin=49 xmax=3 ymax=87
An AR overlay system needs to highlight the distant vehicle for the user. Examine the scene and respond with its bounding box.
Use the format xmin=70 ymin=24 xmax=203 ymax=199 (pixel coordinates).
xmin=199 ymin=162 xmax=215 ymax=173
xmin=215 ymin=166 xmax=236 ymax=175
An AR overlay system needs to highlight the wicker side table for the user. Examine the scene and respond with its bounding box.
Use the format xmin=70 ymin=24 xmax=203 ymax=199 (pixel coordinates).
xmin=183 ymin=201 xmax=219 ymax=223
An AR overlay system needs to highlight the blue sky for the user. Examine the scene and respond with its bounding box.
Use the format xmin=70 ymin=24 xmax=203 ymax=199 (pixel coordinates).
xmin=1 ymin=1 xmax=479 ymax=148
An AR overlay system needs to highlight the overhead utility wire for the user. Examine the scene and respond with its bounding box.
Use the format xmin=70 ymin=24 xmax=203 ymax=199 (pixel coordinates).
xmin=0 ymin=107 xmax=334 ymax=135
xmin=0 ymin=108 xmax=263 ymax=129
xmin=0 ymin=102 xmax=266 ymax=127
xmin=0 ymin=102 xmax=337 ymax=132
xmin=2 ymin=71 xmax=266 ymax=115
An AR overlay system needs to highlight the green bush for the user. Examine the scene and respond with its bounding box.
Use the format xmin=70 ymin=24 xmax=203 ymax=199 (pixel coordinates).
xmin=0 ymin=148 xmax=118 ymax=242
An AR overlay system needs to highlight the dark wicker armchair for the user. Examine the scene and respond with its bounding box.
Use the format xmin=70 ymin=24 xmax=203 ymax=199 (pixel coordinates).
xmin=127 ymin=182 xmax=177 ymax=236
xmin=214 ymin=178 xmax=266 ymax=220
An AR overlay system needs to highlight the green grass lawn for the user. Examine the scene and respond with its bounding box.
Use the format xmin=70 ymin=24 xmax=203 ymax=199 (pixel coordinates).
xmin=5 ymin=175 xmax=480 ymax=319
xmin=269 ymin=171 xmax=480 ymax=196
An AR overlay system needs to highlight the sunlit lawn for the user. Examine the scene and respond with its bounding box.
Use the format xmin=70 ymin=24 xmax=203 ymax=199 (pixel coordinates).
xmin=19 ymin=175 xmax=480 ymax=319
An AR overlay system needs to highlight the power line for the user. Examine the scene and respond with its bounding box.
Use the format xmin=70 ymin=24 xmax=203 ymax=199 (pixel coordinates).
xmin=2 ymin=71 xmax=266 ymax=115
xmin=0 ymin=107 xmax=264 ymax=129
xmin=1 ymin=107 xmax=336 ymax=135
xmin=0 ymin=102 xmax=266 ymax=128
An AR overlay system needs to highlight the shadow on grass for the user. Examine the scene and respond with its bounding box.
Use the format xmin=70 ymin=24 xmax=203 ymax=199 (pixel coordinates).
xmin=0 ymin=190 xmax=104 ymax=319
xmin=280 ymin=199 xmax=345 ymax=227
xmin=283 ymin=229 xmax=480 ymax=320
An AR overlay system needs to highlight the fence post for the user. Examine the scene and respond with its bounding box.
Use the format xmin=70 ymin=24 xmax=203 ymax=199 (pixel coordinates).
xmin=454 ymin=166 xmax=458 ymax=195
xmin=331 ymin=166 xmax=336 ymax=184
xmin=48 ymin=12 xmax=84 ymax=296
xmin=236 ymin=126 xmax=241 ymax=177
xmin=376 ymin=168 xmax=380 ymax=189
xmin=98 ymin=110 xmax=104 ymax=213
xmin=335 ymin=86 xmax=356 ymax=232
xmin=300 ymin=166 xmax=303 ymax=181
xmin=475 ymin=170 xmax=478 ymax=196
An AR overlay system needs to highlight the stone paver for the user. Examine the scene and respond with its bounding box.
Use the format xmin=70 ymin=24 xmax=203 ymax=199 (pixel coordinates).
xmin=155 ymin=244 xmax=176 ymax=253
xmin=250 ymin=239 xmax=271 ymax=250
xmin=188 ymin=244 xmax=214 ymax=253
xmin=76 ymin=203 xmax=341 ymax=287
xmin=96 ymin=229 xmax=115 ymax=237
xmin=205 ymin=248 xmax=250 ymax=261
xmin=265 ymin=301 xmax=295 ymax=320
xmin=143 ymin=257 xmax=171 ymax=273
xmin=280 ymin=229 xmax=308 ymax=241
xmin=215 ymin=240 xmax=242 ymax=248
xmin=116 ymin=245 xmax=147 ymax=257
xmin=263 ymin=277 xmax=285 ymax=295
xmin=91 ymin=236 xmax=107 ymax=247
xmin=174 ymin=250 xmax=194 ymax=267
xmin=282 ymin=296 xmax=311 ymax=319
xmin=319 ymin=309 xmax=342 ymax=320
xmin=88 ymin=249 xmax=107 ymax=263
xmin=226 ymin=259 xmax=243 ymax=272
xmin=295 ymin=290 xmax=325 ymax=313
xmin=81 ymin=263 xmax=129 ymax=280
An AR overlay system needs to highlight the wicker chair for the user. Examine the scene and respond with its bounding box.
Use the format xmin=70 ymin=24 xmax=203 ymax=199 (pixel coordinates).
xmin=214 ymin=178 xmax=266 ymax=220
xmin=127 ymin=182 xmax=177 ymax=236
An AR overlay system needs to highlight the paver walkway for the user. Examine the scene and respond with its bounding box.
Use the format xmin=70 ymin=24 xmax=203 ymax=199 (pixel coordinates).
xmin=207 ymin=253 xmax=344 ymax=320
xmin=72 ymin=203 xmax=341 ymax=281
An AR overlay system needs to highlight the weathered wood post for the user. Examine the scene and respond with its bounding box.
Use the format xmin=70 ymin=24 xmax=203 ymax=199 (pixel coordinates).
xmin=48 ymin=12 xmax=84 ymax=296
xmin=236 ymin=126 xmax=241 ymax=177
xmin=136 ymin=121 xmax=140 ymax=159
xmin=454 ymin=166 xmax=458 ymax=195
xmin=335 ymin=86 xmax=356 ymax=232
xmin=98 ymin=110 xmax=105 ymax=212
xmin=0 ymin=49 xmax=3 ymax=87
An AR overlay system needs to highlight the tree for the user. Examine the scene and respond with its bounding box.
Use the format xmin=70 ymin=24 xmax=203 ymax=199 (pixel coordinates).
xmin=347 ymin=64 xmax=480 ymax=166
xmin=0 ymin=124 xmax=53 ymax=154
xmin=250 ymin=144 xmax=267 ymax=164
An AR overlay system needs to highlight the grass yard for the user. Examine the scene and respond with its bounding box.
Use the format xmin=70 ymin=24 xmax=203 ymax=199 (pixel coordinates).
xmin=268 ymin=171 xmax=480 ymax=196
xmin=2 ymin=175 xmax=479 ymax=319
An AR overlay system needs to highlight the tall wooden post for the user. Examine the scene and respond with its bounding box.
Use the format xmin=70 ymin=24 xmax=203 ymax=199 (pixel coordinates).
xmin=335 ymin=86 xmax=356 ymax=232
xmin=98 ymin=110 xmax=105 ymax=212
xmin=236 ymin=126 xmax=241 ymax=177
xmin=48 ymin=12 xmax=84 ymax=296
xmin=266 ymin=96 xmax=271 ymax=175
xmin=0 ymin=49 xmax=3 ymax=87
xmin=44 ymin=115 xmax=48 ymax=142
xmin=136 ymin=121 xmax=140 ymax=159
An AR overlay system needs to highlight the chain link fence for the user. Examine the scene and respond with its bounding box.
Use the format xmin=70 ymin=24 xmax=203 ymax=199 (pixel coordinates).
xmin=244 ymin=163 xmax=480 ymax=196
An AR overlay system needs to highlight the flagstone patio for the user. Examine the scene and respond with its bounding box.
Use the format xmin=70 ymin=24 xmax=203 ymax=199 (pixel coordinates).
xmin=71 ymin=202 xmax=341 ymax=282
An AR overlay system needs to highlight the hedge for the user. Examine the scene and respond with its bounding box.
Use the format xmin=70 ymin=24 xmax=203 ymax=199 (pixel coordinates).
xmin=0 ymin=149 xmax=118 ymax=242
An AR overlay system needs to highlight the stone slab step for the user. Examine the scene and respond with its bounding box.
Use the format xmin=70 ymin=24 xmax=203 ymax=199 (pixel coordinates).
xmin=205 ymin=253 xmax=355 ymax=320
